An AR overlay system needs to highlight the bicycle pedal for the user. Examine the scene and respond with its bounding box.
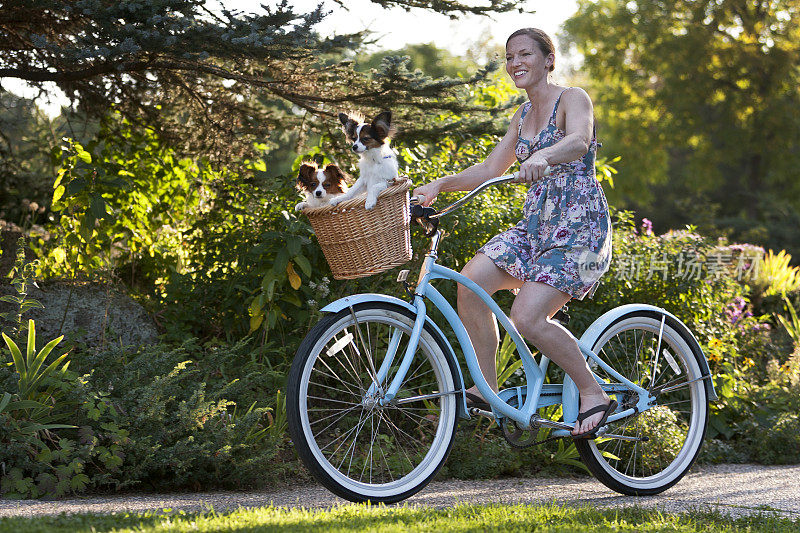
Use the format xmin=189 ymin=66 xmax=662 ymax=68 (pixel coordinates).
xmin=469 ymin=407 xmax=494 ymax=419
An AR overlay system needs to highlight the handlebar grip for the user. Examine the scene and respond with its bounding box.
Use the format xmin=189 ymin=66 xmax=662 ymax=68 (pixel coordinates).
xmin=511 ymin=166 xmax=552 ymax=182
xmin=410 ymin=194 xmax=426 ymax=205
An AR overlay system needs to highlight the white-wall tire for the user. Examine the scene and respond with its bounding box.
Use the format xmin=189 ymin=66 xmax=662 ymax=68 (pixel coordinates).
xmin=575 ymin=310 xmax=709 ymax=495
xmin=287 ymin=302 xmax=458 ymax=503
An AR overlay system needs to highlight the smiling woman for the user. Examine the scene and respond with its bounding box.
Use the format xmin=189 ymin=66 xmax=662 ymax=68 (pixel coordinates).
xmin=413 ymin=27 xmax=615 ymax=438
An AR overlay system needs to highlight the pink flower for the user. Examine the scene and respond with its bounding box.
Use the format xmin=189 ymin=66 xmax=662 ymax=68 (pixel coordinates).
xmin=641 ymin=218 xmax=653 ymax=236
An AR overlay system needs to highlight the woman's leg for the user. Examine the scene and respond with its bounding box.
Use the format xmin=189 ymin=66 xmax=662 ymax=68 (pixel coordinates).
xmin=458 ymin=253 xmax=523 ymax=400
xmin=509 ymin=281 xmax=611 ymax=435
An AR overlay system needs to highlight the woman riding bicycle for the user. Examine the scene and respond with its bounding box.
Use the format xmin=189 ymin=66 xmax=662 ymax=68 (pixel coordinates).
xmin=413 ymin=28 xmax=614 ymax=438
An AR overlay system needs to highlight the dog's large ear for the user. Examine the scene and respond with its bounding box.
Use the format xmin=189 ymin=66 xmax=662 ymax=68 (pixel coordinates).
xmin=339 ymin=112 xmax=358 ymax=139
xmin=324 ymin=164 xmax=349 ymax=193
xmin=324 ymin=163 xmax=349 ymax=184
xmin=372 ymin=111 xmax=396 ymax=140
xmin=296 ymin=162 xmax=317 ymax=190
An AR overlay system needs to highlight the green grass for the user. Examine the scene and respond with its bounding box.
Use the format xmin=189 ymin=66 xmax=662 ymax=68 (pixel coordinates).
xmin=0 ymin=503 xmax=797 ymax=533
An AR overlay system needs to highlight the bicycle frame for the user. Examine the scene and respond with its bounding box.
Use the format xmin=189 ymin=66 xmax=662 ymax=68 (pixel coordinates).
xmin=363 ymin=229 xmax=655 ymax=434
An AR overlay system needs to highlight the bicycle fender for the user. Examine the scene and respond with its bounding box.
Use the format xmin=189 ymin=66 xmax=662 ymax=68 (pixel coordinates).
xmin=321 ymin=294 xmax=470 ymax=419
xmin=579 ymin=304 xmax=718 ymax=402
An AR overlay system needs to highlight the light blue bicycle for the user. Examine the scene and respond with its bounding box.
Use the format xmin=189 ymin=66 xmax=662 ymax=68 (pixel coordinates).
xmin=287 ymin=174 xmax=716 ymax=503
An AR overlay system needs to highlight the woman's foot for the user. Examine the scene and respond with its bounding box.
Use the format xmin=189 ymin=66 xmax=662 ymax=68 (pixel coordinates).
xmin=572 ymin=392 xmax=614 ymax=437
xmin=464 ymin=386 xmax=493 ymax=410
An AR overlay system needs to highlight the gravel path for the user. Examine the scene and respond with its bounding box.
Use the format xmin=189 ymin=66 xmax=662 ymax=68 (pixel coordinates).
xmin=1 ymin=464 xmax=798 ymax=519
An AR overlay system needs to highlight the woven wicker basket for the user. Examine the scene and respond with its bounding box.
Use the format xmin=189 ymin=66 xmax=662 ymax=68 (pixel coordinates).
xmin=301 ymin=178 xmax=412 ymax=279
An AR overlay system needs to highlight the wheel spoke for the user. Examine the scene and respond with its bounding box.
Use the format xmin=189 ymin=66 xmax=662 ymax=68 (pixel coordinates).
xmin=307 ymin=395 xmax=360 ymax=406
xmin=348 ymin=308 xmax=381 ymax=389
xmin=329 ymin=336 xmax=367 ymax=393
xmin=310 ymin=404 xmax=361 ymax=427
xmin=309 ymin=379 xmax=362 ymax=399
xmin=312 ymin=362 xmax=362 ymax=397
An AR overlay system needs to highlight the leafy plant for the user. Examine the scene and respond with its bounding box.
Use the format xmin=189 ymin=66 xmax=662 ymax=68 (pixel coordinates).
xmin=752 ymin=250 xmax=800 ymax=298
xmin=267 ymin=390 xmax=288 ymax=442
xmin=2 ymin=320 xmax=70 ymax=405
xmin=0 ymin=237 xmax=43 ymax=338
xmin=777 ymin=294 xmax=800 ymax=346
xmin=496 ymin=333 xmax=524 ymax=388
xmin=535 ymin=405 xmax=587 ymax=473
xmin=595 ymin=155 xmax=620 ymax=188
xmin=0 ymin=319 xmax=125 ymax=498
xmin=0 ymin=393 xmax=53 ymax=432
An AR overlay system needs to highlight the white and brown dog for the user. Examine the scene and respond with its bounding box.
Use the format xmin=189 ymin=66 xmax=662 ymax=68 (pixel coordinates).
xmin=330 ymin=111 xmax=399 ymax=210
xmin=294 ymin=161 xmax=349 ymax=211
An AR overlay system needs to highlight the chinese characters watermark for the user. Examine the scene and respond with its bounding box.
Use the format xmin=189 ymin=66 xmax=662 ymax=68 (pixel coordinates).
xmin=612 ymin=251 xmax=762 ymax=281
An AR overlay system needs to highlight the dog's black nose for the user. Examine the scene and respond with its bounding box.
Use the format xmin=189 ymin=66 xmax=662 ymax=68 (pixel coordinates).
xmin=315 ymin=191 xmax=323 ymax=197
xmin=351 ymin=144 xmax=358 ymax=152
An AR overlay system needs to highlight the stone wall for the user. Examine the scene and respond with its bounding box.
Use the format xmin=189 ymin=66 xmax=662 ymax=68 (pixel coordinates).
xmin=0 ymin=282 xmax=159 ymax=350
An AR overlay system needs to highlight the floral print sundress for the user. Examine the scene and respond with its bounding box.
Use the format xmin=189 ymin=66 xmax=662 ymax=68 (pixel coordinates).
xmin=478 ymin=88 xmax=613 ymax=300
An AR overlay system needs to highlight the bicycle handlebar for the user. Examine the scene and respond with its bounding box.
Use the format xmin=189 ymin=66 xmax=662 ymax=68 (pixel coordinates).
xmin=410 ymin=166 xmax=551 ymax=220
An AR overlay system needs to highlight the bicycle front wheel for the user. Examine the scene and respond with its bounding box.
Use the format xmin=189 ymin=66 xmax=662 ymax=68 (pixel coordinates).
xmin=287 ymin=302 xmax=459 ymax=503
xmin=575 ymin=310 xmax=709 ymax=495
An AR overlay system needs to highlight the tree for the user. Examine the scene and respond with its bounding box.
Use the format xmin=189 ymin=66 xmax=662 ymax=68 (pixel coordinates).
xmin=562 ymin=0 xmax=800 ymax=254
xmin=0 ymin=0 xmax=526 ymax=162
xmin=356 ymin=43 xmax=477 ymax=78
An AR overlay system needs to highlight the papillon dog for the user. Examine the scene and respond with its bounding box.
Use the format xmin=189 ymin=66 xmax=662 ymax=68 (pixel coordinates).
xmin=294 ymin=161 xmax=349 ymax=211
xmin=330 ymin=111 xmax=399 ymax=210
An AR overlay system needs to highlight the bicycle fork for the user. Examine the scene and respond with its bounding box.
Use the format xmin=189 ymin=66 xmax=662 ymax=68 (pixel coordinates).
xmin=367 ymin=235 xmax=458 ymax=406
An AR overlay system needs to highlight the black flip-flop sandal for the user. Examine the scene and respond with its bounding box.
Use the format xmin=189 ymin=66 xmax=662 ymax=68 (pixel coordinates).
xmin=572 ymin=399 xmax=618 ymax=439
xmin=464 ymin=391 xmax=491 ymax=411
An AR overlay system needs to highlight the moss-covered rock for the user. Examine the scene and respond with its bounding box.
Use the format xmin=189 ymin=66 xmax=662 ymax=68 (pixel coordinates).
xmin=0 ymin=281 xmax=158 ymax=349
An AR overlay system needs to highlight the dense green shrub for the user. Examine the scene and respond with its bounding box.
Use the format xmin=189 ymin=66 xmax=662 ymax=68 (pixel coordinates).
xmin=755 ymin=412 xmax=800 ymax=465
xmin=70 ymin=338 xmax=296 ymax=491
xmin=1 ymin=329 xmax=297 ymax=497
xmin=37 ymin=116 xmax=213 ymax=289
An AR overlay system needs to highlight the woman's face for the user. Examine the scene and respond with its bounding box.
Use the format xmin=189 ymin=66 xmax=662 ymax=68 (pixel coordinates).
xmin=505 ymin=35 xmax=551 ymax=88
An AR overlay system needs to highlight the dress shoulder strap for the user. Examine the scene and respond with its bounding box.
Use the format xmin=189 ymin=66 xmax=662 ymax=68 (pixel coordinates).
xmin=550 ymin=88 xmax=571 ymax=123
xmin=518 ymin=101 xmax=532 ymax=137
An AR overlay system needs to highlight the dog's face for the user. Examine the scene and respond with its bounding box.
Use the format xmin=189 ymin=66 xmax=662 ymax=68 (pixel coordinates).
xmin=339 ymin=111 xmax=396 ymax=154
xmin=296 ymin=162 xmax=348 ymax=200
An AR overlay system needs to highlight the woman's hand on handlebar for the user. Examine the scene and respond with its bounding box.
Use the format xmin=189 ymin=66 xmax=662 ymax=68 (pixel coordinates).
xmin=515 ymin=153 xmax=549 ymax=185
xmin=412 ymin=180 xmax=442 ymax=207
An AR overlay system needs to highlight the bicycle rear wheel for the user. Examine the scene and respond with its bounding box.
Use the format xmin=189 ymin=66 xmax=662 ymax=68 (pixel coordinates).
xmin=287 ymin=302 xmax=459 ymax=503
xmin=575 ymin=310 xmax=709 ymax=495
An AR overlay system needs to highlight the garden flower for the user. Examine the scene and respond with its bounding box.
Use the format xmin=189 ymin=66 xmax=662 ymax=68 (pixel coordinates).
xmin=641 ymin=218 xmax=653 ymax=235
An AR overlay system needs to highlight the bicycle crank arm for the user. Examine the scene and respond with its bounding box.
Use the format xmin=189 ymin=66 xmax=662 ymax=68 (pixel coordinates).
xmin=392 ymin=390 xmax=460 ymax=405
xmin=531 ymin=417 xmax=574 ymax=431
xmin=597 ymin=430 xmax=649 ymax=442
